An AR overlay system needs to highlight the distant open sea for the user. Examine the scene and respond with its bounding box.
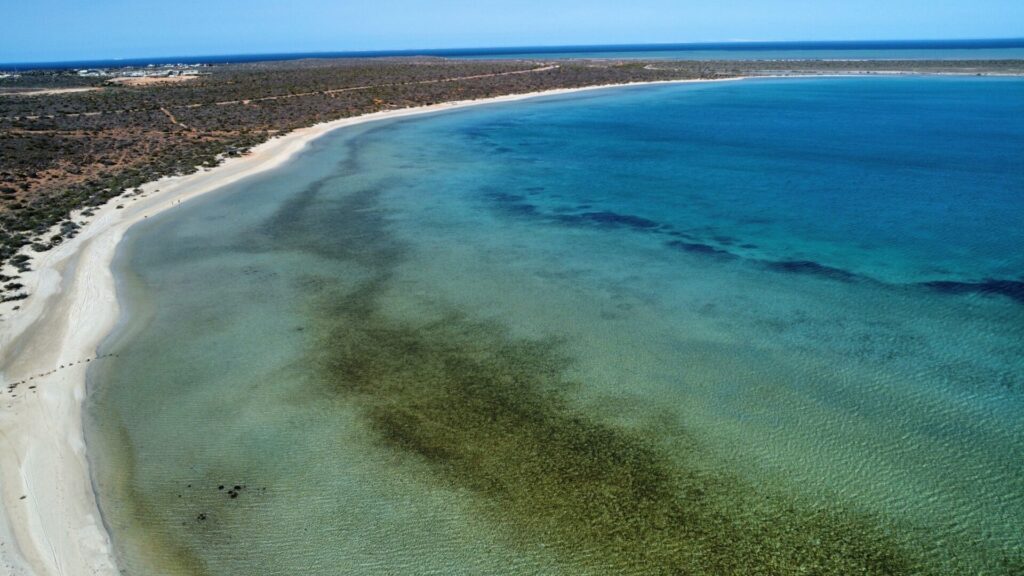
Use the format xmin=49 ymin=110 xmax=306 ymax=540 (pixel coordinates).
xmin=4 ymin=39 xmax=1024 ymax=70
xmin=87 ymin=76 xmax=1023 ymax=575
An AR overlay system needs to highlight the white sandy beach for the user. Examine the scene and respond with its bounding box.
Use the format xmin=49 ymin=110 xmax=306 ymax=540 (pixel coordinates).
xmin=0 ymin=78 xmax=744 ymax=576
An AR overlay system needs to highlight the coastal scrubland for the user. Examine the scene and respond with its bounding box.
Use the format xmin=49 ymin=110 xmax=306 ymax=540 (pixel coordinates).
xmin=1 ymin=56 xmax=1021 ymax=302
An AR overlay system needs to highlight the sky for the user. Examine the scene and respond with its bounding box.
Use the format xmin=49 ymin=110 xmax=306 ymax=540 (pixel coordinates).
xmin=1 ymin=0 xmax=1022 ymax=63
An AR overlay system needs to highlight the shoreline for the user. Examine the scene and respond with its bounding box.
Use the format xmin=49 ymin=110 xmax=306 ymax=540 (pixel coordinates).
xmin=0 ymin=75 xmax=747 ymax=576
xmin=0 ymin=71 xmax=1016 ymax=575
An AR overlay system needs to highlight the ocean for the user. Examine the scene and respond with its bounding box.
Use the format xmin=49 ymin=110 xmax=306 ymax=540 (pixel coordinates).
xmin=4 ymin=39 xmax=1024 ymax=70
xmin=86 ymin=76 xmax=1024 ymax=574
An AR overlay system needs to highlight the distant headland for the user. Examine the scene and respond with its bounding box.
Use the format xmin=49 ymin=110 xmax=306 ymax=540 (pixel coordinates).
xmin=4 ymin=37 xmax=1024 ymax=71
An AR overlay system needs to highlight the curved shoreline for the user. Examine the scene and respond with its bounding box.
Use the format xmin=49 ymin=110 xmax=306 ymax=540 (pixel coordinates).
xmin=5 ymin=71 xmax=1011 ymax=574
xmin=0 ymin=77 xmax=750 ymax=576
xmin=2 ymin=70 xmax=1024 ymax=569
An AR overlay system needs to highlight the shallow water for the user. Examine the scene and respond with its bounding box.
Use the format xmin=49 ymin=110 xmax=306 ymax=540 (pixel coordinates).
xmin=87 ymin=77 xmax=1024 ymax=575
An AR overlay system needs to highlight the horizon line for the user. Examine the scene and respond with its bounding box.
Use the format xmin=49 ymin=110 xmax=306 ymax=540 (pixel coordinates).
xmin=4 ymin=37 xmax=1023 ymax=69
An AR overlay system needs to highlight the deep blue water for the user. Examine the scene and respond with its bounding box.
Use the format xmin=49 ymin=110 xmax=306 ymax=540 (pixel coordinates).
xmin=88 ymin=77 xmax=1024 ymax=574
xmin=4 ymin=38 xmax=1024 ymax=70
xmin=425 ymin=77 xmax=1024 ymax=288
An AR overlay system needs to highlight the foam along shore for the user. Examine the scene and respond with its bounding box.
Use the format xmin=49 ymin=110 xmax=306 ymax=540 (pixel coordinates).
xmin=0 ymin=77 xmax=758 ymax=576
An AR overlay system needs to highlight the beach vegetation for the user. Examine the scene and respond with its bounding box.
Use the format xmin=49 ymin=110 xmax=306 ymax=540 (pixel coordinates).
xmin=3 ymin=56 xmax=1020 ymax=303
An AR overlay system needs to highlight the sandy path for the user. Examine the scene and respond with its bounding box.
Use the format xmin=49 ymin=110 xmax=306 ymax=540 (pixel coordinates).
xmin=0 ymin=88 xmax=101 ymax=98
xmin=0 ymin=77 xmax=736 ymax=575
xmin=0 ymin=64 xmax=559 ymax=121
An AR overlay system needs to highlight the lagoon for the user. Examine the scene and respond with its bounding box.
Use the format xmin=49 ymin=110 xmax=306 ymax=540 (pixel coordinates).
xmin=87 ymin=77 xmax=1024 ymax=575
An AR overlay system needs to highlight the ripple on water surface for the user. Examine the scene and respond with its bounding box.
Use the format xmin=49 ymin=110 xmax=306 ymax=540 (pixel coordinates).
xmin=87 ymin=77 xmax=1024 ymax=575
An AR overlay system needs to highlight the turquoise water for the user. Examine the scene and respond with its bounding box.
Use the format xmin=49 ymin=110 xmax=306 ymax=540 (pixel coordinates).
xmin=87 ymin=77 xmax=1024 ymax=574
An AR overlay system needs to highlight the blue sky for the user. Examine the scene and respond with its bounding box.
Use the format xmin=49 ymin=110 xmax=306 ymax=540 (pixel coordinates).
xmin=2 ymin=0 xmax=1022 ymax=63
